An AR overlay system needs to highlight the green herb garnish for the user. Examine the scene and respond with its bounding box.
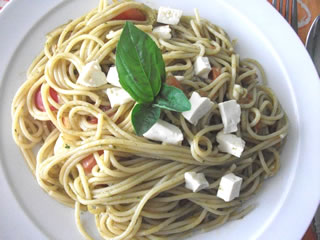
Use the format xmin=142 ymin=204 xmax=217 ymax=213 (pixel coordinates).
xmin=131 ymin=103 xmax=161 ymax=136
xmin=154 ymin=84 xmax=191 ymax=112
xmin=116 ymin=22 xmax=191 ymax=135
xmin=65 ymin=144 xmax=70 ymax=149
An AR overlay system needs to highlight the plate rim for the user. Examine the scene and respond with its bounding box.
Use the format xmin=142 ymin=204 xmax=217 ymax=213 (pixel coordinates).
xmin=1 ymin=0 xmax=320 ymax=239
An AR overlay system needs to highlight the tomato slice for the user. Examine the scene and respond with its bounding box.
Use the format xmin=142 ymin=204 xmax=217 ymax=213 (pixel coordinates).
xmin=87 ymin=116 xmax=98 ymax=124
xmin=254 ymin=121 xmax=263 ymax=132
xmin=166 ymin=76 xmax=184 ymax=90
xmin=239 ymin=93 xmax=253 ymax=104
xmin=50 ymin=87 xmax=59 ymax=103
xmin=35 ymin=86 xmax=59 ymax=112
xmin=81 ymin=151 xmax=104 ymax=175
xmin=211 ymin=67 xmax=221 ymax=81
xmin=81 ymin=155 xmax=97 ymax=175
xmin=35 ymin=87 xmax=45 ymax=111
xmin=112 ymin=8 xmax=146 ymax=21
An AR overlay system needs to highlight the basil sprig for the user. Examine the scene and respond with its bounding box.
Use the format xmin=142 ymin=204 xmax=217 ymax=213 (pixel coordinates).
xmin=116 ymin=21 xmax=164 ymax=103
xmin=131 ymin=104 xmax=161 ymax=136
xmin=154 ymin=84 xmax=191 ymax=112
xmin=116 ymin=22 xmax=191 ymax=136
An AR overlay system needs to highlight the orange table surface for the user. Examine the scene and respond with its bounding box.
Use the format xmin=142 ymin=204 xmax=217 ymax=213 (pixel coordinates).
xmin=267 ymin=0 xmax=320 ymax=42
xmin=296 ymin=0 xmax=320 ymax=43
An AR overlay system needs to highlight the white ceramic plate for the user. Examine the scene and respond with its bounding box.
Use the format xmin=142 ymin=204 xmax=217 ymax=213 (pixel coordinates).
xmin=1 ymin=0 xmax=320 ymax=239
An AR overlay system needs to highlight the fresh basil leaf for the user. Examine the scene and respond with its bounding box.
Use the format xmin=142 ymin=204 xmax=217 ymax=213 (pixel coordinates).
xmin=131 ymin=103 xmax=161 ymax=136
xmin=116 ymin=21 xmax=165 ymax=103
xmin=153 ymin=84 xmax=191 ymax=112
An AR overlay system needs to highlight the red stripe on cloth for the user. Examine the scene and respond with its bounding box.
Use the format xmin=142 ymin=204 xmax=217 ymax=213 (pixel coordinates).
xmin=0 ymin=7 xmax=3 ymax=10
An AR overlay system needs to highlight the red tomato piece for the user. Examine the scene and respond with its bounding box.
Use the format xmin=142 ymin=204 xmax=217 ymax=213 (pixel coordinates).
xmin=81 ymin=155 xmax=97 ymax=175
xmin=239 ymin=93 xmax=253 ymax=104
xmin=254 ymin=121 xmax=263 ymax=132
xmin=211 ymin=67 xmax=221 ymax=81
xmin=35 ymin=86 xmax=59 ymax=112
xmin=87 ymin=116 xmax=98 ymax=124
xmin=98 ymin=150 xmax=104 ymax=155
xmin=112 ymin=8 xmax=146 ymax=21
xmin=49 ymin=87 xmax=59 ymax=103
xmin=81 ymin=151 xmax=104 ymax=175
xmin=166 ymin=76 xmax=184 ymax=91
xmin=35 ymin=87 xmax=45 ymax=112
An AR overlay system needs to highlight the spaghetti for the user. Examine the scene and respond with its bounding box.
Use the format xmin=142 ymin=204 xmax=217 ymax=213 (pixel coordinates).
xmin=11 ymin=0 xmax=288 ymax=239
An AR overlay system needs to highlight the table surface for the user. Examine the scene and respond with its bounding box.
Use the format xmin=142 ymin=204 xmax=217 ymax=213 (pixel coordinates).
xmin=0 ymin=0 xmax=319 ymax=239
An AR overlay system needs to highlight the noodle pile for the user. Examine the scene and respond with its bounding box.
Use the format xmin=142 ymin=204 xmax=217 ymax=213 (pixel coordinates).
xmin=11 ymin=0 xmax=288 ymax=239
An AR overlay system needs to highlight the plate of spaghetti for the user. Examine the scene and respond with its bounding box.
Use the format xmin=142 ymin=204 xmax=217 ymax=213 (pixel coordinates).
xmin=1 ymin=0 xmax=320 ymax=239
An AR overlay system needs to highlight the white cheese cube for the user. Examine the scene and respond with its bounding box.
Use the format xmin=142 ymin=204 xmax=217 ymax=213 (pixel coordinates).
xmin=152 ymin=25 xmax=172 ymax=39
xmin=106 ymin=66 xmax=121 ymax=87
xmin=174 ymin=75 xmax=184 ymax=81
xmin=216 ymin=131 xmax=245 ymax=158
xmin=143 ymin=119 xmax=183 ymax=145
xmin=157 ymin=7 xmax=183 ymax=25
xmin=105 ymin=87 xmax=134 ymax=108
xmin=194 ymin=56 xmax=211 ymax=79
xmin=232 ymin=84 xmax=247 ymax=100
xmin=54 ymin=134 xmax=75 ymax=155
xmin=77 ymin=61 xmax=107 ymax=87
xmin=217 ymin=173 xmax=243 ymax=202
xmin=182 ymin=91 xmax=214 ymax=125
xmin=184 ymin=172 xmax=209 ymax=192
xmin=218 ymin=100 xmax=241 ymax=134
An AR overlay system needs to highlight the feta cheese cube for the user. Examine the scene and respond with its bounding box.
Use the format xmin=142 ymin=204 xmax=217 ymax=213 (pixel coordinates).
xmin=143 ymin=119 xmax=183 ymax=145
xmin=77 ymin=61 xmax=107 ymax=87
xmin=106 ymin=66 xmax=121 ymax=87
xmin=184 ymin=172 xmax=209 ymax=192
xmin=217 ymin=173 xmax=243 ymax=202
xmin=216 ymin=131 xmax=245 ymax=157
xmin=152 ymin=25 xmax=172 ymax=39
xmin=218 ymin=100 xmax=241 ymax=134
xmin=157 ymin=7 xmax=183 ymax=25
xmin=105 ymin=87 xmax=134 ymax=108
xmin=182 ymin=91 xmax=214 ymax=125
xmin=232 ymin=84 xmax=247 ymax=101
xmin=54 ymin=134 xmax=75 ymax=155
xmin=194 ymin=56 xmax=211 ymax=79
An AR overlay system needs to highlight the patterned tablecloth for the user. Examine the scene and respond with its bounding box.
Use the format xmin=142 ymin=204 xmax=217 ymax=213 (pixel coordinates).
xmin=0 ymin=0 xmax=319 ymax=239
